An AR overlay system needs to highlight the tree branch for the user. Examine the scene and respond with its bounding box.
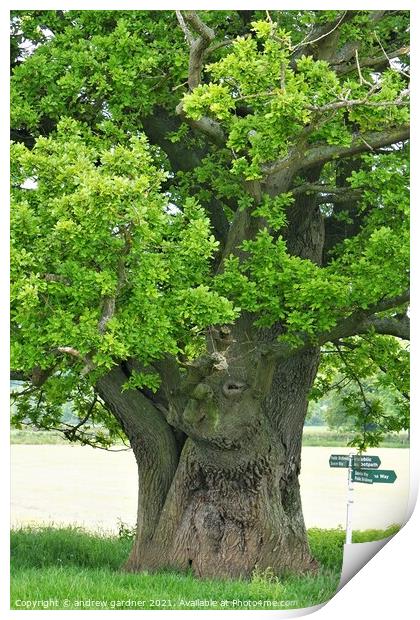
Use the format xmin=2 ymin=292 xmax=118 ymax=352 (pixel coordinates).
xmin=290 ymin=10 xmax=357 ymax=66
xmin=362 ymin=315 xmax=410 ymax=340
xmin=324 ymin=10 xmax=388 ymax=71
xmin=234 ymin=84 xmax=409 ymax=113
xmin=262 ymin=114 xmax=408 ymax=180
xmin=298 ymin=125 xmax=410 ymax=172
xmin=292 ymin=11 xmax=348 ymax=52
xmin=141 ymin=108 xmax=229 ymax=242
xmin=335 ymin=45 xmax=410 ymax=77
xmin=56 ymin=346 xmax=83 ymax=359
xmin=10 ymin=370 xmax=29 ymax=382
xmin=306 ymin=90 xmax=409 ymax=114
xmin=43 ymin=273 xmax=70 ymax=284
xmin=291 ymin=182 xmax=363 ymax=204
xmin=98 ymin=256 xmax=125 ymax=334
xmin=62 ymin=394 xmax=98 ymax=441
xmin=205 ymin=39 xmax=233 ymax=56
xmin=266 ymin=290 xmax=410 ymax=361
xmin=176 ymin=10 xmax=194 ymax=45
xmin=174 ymin=11 xmax=226 ymax=146
xmin=318 ymin=291 xmax=410 ymax=344
xmin=175 ymin=102 xmax=226 ymax=146
xmin=373 ymin=31 xmax=410 ymax=79
xmin=178 ymin=10 xmax=215 ymax=90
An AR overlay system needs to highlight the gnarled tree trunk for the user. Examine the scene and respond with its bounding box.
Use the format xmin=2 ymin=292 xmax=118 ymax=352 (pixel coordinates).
xmin=97 ymin=332 xmax=320 ymax=579
xmin=138 ymin=347 xmax=320 ymax=579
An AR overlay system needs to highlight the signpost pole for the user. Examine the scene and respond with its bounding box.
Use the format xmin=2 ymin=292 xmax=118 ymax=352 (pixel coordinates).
xmin=345 ymin=453 xmax=355 ymax=544
xmin=329 ymin=451 xmax=396 ymax=540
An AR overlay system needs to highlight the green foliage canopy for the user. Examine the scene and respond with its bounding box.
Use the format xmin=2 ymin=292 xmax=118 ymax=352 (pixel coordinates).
xmin=10 ymin=10 xmax=409 ymax=449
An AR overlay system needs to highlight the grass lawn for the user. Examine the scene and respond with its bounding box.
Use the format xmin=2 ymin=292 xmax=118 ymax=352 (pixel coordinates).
xmin=10 ymin=525 xmax=399 ymax=610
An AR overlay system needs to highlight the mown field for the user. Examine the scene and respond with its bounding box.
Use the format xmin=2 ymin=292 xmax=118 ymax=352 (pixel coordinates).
xmin=10 ymin=525 xmax=399 ymax=611
xmin=11 ymin=427 xmax=409 ymax=448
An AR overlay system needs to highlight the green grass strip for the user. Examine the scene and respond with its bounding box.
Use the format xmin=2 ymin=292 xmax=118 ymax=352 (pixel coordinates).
xmin=10 ymin=525 xmax=400 ymax=611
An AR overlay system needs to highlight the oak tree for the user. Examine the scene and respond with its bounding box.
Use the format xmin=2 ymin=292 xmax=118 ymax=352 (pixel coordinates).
xmin=11 ymin=10 xmax=409 ymax=578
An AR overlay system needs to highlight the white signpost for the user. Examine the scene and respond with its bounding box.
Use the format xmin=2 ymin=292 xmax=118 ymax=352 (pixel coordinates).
xmin=329 ymin=453 xmax=397 ymax=544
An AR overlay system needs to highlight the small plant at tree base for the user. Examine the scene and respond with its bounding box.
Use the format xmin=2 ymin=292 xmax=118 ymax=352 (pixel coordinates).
xmin=117 ymin=520 xmax=136 ymax=542
xmin=250 ymin=566 xmax=284 ymax=598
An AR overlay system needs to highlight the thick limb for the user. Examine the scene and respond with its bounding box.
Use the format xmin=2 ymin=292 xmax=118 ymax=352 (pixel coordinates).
xmin=96 ymin=365 xmax=179 ymax=569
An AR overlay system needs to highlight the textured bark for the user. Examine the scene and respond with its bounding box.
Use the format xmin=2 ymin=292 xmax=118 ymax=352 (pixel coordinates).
xmin=130 ymin=326 xmax=318 ymax=579
xmin=96 ymin=319 xmax=321 ymax=579
xmin=138 ymin=435 xmax=316 ymax=579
